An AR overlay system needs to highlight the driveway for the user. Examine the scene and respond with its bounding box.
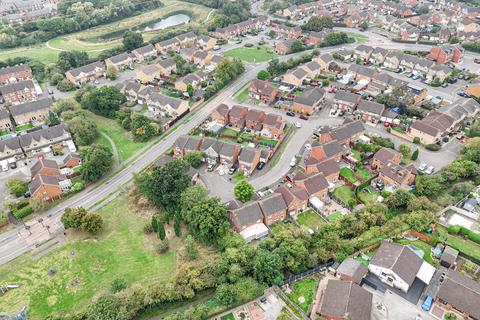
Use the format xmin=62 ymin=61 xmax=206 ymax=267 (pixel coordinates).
xmin=362 ymin=272 xmax=426 ymax=305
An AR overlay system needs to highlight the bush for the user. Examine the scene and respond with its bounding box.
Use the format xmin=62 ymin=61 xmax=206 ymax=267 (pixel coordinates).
xmin=111 ymin=278 xmax=127 ymax=293
xmin=70 ymin=181 xmax=85 ymax=193
xmin=0 ymin=211 xmax=8 ymax=225
xmin=6 ymin=178 xmax=29 ymax=197
xmin=425 ymin=143 xmax=441 ymax=151
xmin=13 ymin=206 xmax=34 ymax=219
xmin=143 ymin=223 xmax=154 ymax=234
xmin=413 ymin=137 xmax=420 ymax=144
xmin=448 ymin=225 xmax=460 ymax=234
xmin=157 ymin=239 xmax=169 ymax=254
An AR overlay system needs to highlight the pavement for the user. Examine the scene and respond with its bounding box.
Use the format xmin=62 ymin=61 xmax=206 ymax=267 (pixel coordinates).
xmin=1 ymin=27 xmax=477 ymax=265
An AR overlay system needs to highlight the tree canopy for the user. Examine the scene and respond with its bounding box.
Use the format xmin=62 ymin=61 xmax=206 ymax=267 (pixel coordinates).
xmin=81 ymin=86 xmax=125 ymax=118
xmin=122 ymin=30 xmax=143 ymax=51
xmin=80 ymin=144 xmax=114 ymax=182
xmin=302 ymin=16 xmax=334 ymax=31
xmin=234 ymin=180 xmax=254 ymax=203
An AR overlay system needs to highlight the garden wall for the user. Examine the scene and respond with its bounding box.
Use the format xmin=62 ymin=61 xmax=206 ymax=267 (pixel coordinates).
xmin=390 ymin=129 xmax=414 ymax=142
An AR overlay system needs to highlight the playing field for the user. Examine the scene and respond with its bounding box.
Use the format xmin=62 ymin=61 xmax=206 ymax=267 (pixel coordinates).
xmin=0 ymin=196 xmax=177 ymax=319
xmin=224 ymin=45 xmax=277 ymax=63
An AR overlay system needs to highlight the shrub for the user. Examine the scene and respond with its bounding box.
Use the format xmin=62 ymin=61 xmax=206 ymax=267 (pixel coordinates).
xmin=0 ymin=211 xmax=8 ymax=225
xmin=13 ymin=206 xmax=33 ymax=219
xmin=448 ymin=225 xmax=460 ymax=234
xmin=111 ymin=278 xmax=127 ymax=293
xmin=157 ymin=239 xmax=169 ymax=254
xmin=6 ymin=178 xmax=28 ymax=197
xmin=143 ymin=223 xmax=154 ymax=234
xmin=413 ymin=137 xmax=420 ymax=144
xmin=425 ymin=144 xmax=441 ymax=151
xmin=70 ymin=181 xmax=85 ymax=193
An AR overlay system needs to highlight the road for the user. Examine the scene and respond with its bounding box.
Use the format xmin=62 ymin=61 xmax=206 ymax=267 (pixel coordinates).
xmin=0 ymin=30 xmax=476 ymax=265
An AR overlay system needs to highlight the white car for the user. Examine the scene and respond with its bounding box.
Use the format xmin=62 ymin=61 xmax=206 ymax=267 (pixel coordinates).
xmin=425 ymin=166 xmax=435 ymax=175
xmin=294 ymin=122 xmax=301 ymax=128
xmin=304 ymin=143 xmax=312 ymax=150
xmin=418 ymin=163 xmax=427 ymax=172
xmin=218 ymin=169 xmax=225 ymax=176
xmin=290 ymin=157 xmax=297 ymax=167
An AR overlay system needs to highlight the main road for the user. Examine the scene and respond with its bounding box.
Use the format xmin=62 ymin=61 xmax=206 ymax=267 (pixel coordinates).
xmin=0 ymin=30 xmax=474 ymax=265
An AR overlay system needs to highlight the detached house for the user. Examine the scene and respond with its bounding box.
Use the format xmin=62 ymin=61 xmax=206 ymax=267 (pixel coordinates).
xmin=147 ymin=92 xmax=189 ymax=118
xmin=211 ymin=104 xmax=230 ymax=125
xmin=245 ymin=109 xmax=265 ymax=131
xmin=173 ymin=135 xmax=202 ymax=157
xmin=249 ymin=79 xmax=279 ymax=105
xmin=105 ymin=52 xmax=133 ymax=71
xmin=372 ymin=147 xmax=401 ymax=170
xmin=379 ymin=161 xmax=416 ymax=187
xmin=354 ymin=45 xmax=374 ymax=61
xmin=292 ymin=87 xmax=326 ymax=115
xmin=229 ymin=105 xmax=249 ymax=128
xmin=261 ymin=113 xmax=284 ymax=139
xmin=9 ymin=97 xmax=53 ymax=126
xmin=65 ymin=61 xmax=105 ymax=86
xmin=155 ymin=38 xmax=180 ymax=54
xmin=219 ymin=141 xmax=240 ymax=168
xmin=175 ymin=72 xmax=203 ymax=92
xmin=238 ymin=147 xmax=261 ymax=176
xmin=131 ymin=43 xmax=157 ymax=63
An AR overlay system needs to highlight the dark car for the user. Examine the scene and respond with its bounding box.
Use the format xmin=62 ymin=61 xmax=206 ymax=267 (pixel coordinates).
xmin=9 ymin=162 xmax=17 ymax=169
xmin=24 ymin=191 xmax=31 ymax=198
xmin=257 ymin=162 xmax=265 ymax=170
xmin=286 ymin=111 xmax=295 ymax=117
xmin=228 ymin=167 xmax=237 ymax=175
xmin=475 ymin=58 xmax=480 ymax=64
xmin=299 ymin=114 xmax=309 ymax=120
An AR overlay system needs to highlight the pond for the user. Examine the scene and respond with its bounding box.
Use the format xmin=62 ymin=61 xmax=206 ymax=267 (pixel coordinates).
xmin=142 ymin=14 xmax=190 ymax=32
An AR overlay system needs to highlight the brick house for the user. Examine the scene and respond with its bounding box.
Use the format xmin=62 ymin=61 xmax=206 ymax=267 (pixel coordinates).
xmin=427 ymin=45 xmax=464 ymax=64
xmin=31 ymin=158 xmax=60 ymax=177
xmin=336 ymin=257 xmax=368 ymax=284
xmin=219 ymin=141 xmax=240 ymax=168
xmin=305 ymin=31 xmax=329 ymax=47
xmin=283 ymin=67 xmax=308 ymax=86
xmin=9 ymin=97 xmax=52 ymax=126
xmin=211 ymin=104 xmax=230 ymax=125
xmin=272 ymin=23 xmax=302 ymax=39
xmin=105 ymin=52 xmax=133 ymax=71
xmin=65 ymin=61 xmax=105 ymax=86
xmin=229 ymin=201 xmax=265 ymax=233
xmin=192 ymin=51 xmax=212 ymax=67
xmin=29 ymin=174 xmax=64 ymax=201
xmin=0 ymin=64 xmax=33 ymax=85
xmin=174 ymin=72 xmax=203 ymax=92
xmin=0 ymin=80 xmax=38 ymax=105
xmin=155 ymin=38 xmax=180 ymax=54
xmin=258 ymin=193 xmax=287 ymax=225
xmin=261 ymin=113 xmax=284 ymax=139
xmin=301 ymin=61 xmax=321 ymax=78
xmin=157 ymin=58 xmax=177 ymax=75
xmin=330 ymin=119 xmax=365 ymax=145
xmin=131 ymin=44 xmax=157 ymax=63
xmin=372 ymin=147 xmax=401 ymax=170
xmin=294 ymin=172 xmax=329 ymax=200
xmin=379 ymin=161 xmax=416 ymax=187
xmin=313 ymin=54 xmax=334 ymax=72
xmin=172 ymin=135 xmax=203 ymax=157
xmin=0 ymin=136 xmax=23 ymax=161
xmin=0 ymin=108 xmax=13 ymax=133
xmin=136 ymin=64 xmax=162 ymax=84
xmin=356 ymin=100 xmax=385 ymax=125
xmin=275 ymin=39 xmax=296 ymax=55
xmin=274 ymin=185 xmax=309 ymax=216
xmin=63 ymin=152 xmax=81 ymax=168
xmin=19 ymin=124 xmax=72 ymax=158
xmin=333 ymin=90 xmax=361 ymax=113
xmin=249 ymin=79 xmax=279 ymax=105
xmin=292 ymin=88 xmax=326 ymax=115
xmin=308 ymin=158 xmax=340 ymax=183
xmin=238 ymin=147 xmax=261 ymax=176
xmin=307 ymin=139 xmax=344 ymax=164
xmin=229 ymin=105 xmax=249 ymax=128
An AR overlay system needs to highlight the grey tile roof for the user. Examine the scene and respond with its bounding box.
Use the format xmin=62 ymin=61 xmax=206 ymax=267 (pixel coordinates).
xmin=231 ymin=202 xmax=264 ymax=228
xmin=29 ymin=174 xmax=60 ymax=194
xmin=291 ymin=67 xmax=307 ymax=79
xmin=0 ymin=107 xmax=10 ymax=120
xmin=295 ymin=88 xmax=325 ymax=106
xmin=322 ymin=140 xmax=343 ymax=158
xmin=149 ymin=92 xmax=184 ymax=110
xmin=219 ymin=141 xmax=237 ymax=157
xmin=303 ymin=172 xmax=329 ymax=195
xmin=159 ymin=58 xmax=176 ymax=69
xmin=133 ymin=43 xmax=156 ymax=56
xmin=9 ymin=97 xmax=52 ymax=117
xmin=331 ymin=120 xmax=365 ymax=141
xmin=373 ymin=147 xmax=399 ymax=164
xmin=319 ymin=280 xmax=372 ymax=320
xmin=370 ymin=241 xmax=424 ymax=288
xmin=315 ymin=158 xmax=339 ymax=177
xmin=334 ymin=90 xmax=359 ymax=104
xmin=67 ymin=61 xmax=104 ymax=77
xmin=107 ymin=52 xmax=131 ymax=64
xmin=357 ymin=100 xmax=385 ymax=115
xmin=258 ymin=193 xmax=287 ymax=216
xmin=239 ymin=147 xmax=260 ymax=163
xmin=19 ymin=124 xmax=70 ymax=148
xmin=337 ymin=257 xmax=368 ymax=284
xmin=0 ymin=80 xmax=35 ymax=95
xmin=30 ymin=158 xmax=58 ymax=177
xmin=0 ymin=136 xmax=21 ymax=153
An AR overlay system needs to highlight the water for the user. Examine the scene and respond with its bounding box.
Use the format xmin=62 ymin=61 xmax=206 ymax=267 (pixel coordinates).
xmin=143 ymin=14 xmax=190 ymax=32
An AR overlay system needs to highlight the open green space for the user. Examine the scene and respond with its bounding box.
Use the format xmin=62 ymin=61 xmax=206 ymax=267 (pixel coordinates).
xmin=394 ymin=238 xmax=434 ymax=264
xmin=0 ymin=195 xmax=177 ymax=319
xmin=287 ymin=276 xmax=318 ymax=313
xmin=327 ymin=211 xmax=343 ymax=222
xmin=333 ymin=185 xmax=356 ymax=205
xmin=345 ymin=32 xmax=368 ymax=44
xmin=297 ymin=210 xmax=325 ymax=230
xmin=437 ymin=226 xmax=480 ymax=261
xmin=0 ymin=0 xmax=210 ymax=64
xmin=87 ymin=111 xmax=146 ymax=163
xmin=340 ymin=167 xmax=358 ymax=184
xmin=224 ymin=45 xmax=277 ymax=63
xmin=233 ymin=83 xmax=250 ymax=103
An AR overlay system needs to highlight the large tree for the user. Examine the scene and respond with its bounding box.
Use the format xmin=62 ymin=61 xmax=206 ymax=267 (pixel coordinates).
xmin=81 ymin=212 xmax=104 ymax=234
xmin=80 ymin=144 xmax=114 ymax=182
xmin=252 ymin=249 xmax=284 ymax=285
xmin=183 ymin=197 xmax=230 ymax=244
xmin=302 ymin=16 xmax=334 ymax=31
xmin=137 ymin=158 xmax=192 ymax=209
xmin=61 ymin=207 xmax=88 ymax=229
xmin=122 ymin=30 xmax=143 ymax=51
xmin=180 ymin=185 xmax=209 ymax=219
xmin=234 ymin=180 xmax=254 ymax=203
xmin=65 ymin=115 xmax=98 ymax=146
xmin=81 ymin=86 xmax=125 ymax=118
xmin=6 ymin=178 xmax=28 ymax=197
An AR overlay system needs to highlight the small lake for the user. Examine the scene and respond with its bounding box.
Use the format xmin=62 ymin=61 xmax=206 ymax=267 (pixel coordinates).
xmin=142 ymin=14 xmax=190 ymax=32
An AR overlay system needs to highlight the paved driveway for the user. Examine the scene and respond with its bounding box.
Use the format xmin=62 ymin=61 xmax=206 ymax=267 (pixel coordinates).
xmin=363 ymin=273 xmax=426 ymax=305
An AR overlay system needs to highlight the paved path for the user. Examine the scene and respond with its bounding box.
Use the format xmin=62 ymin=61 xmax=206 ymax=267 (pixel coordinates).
xmin=99 ymin=131 xmax=120 ymax=168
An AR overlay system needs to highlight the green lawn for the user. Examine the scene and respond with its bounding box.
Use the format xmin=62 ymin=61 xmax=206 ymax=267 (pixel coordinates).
xmin=220 ymin=127 xmax=240 ymax=137
xmin=357 ymin=186 xmax=378 ymax=204
xmin=287 ymin=276 xmax=318 ymax=313
xmin=297 ymin=210 xmax=325 ymax=230
xmin=258 ymin=137 xmax=278 ymax=146
xmin=394 ymin=239 xmax=434 ymax=264
xmin=0 ymin=196 xmax=176 ymax=319
xmin=346 ymin=32 xmax=368 ymax=44
xmin=355 ymin=166 xmax=372 ymax=181
xmin=327 ymin=211 xmax=343 ymax=222
xmin=333 ymin=185 xmax=356 ymax=205
xmin=351 ymin=150 xmax=363 ymax=161
xmin=224 ymin=45 xmax=277 ymax=63
xmin=339 ymin=167 xmax=357 ymax=184
xmin=15 ymin=123 xmax=34 ymax=132
xmin=220 ymin=314 xmax=235 ymax=320
xmin=233 ymin=84 xmax=250 ymax=103
xmin=437 ymin=226 xmax=480 ymax=261
xmin=87 ymin=112 xmax=147 ymax=163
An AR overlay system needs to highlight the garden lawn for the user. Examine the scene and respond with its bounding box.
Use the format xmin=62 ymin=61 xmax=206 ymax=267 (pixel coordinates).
xmin=297 ymin=210 xmax=325 ymax=230
xmin=258 ymin=137 xmax=278 ymax=146
xmin=224 ymin=45 xmax=277 ymax=63
xmin=333 ymin=185 xmax=356 ymax=205
xmin=327 ymin=211 xmax=343 ymax=222
xmin=287 ymin=276 xmax=318 ymax=313
xmin=358 ymin=186 xmax=378 ymax=204
xmin=220 ymin=314 xmax=235 ymax=320
xmin=437 ymin=226 xmax=480 ymax=261
xmin=340 ymin=167 xmax=357 ymax=184
xmin=351 ymin=150 xmax=363 ymax=161
xmin=394 ymin=239 xmax=434 ymax=264
xmin=355 ymin=166 xmax=372 ymax=181
xmin=87 ymin=112 xmax=147 ymax=163
xmin=220 ymin=127 xmax=239 ymax=137
xmin=15 ymin=123 xmax=34 ymax=132
xmin=0 ymin=196 xmax=176 ymax=319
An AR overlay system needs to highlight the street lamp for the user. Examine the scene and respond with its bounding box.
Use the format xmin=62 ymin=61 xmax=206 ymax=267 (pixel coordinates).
xmin=46 ymin=225 xmax=51 ymax=234
xmin=25 ymin=225 xmax=31 ymax=235
xmin=38 ymin=218 xmax=44 ymax=227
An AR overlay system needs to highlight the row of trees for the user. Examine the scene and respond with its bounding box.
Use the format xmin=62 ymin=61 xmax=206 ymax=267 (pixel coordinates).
xmin=0 ymin=0 xmax=162 ymax=49
xmin=266 ymin=50 xmax=319 ymax=77
xmin=204 ymin=58 xmax=245 ymax=99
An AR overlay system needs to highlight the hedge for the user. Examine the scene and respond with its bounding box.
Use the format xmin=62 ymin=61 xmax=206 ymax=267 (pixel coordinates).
xmin=13 ymin=206 xmax=33 ymax=219
xmin=448 ymin=224 xmax=480 ymax=245
xmin=425 ymin=144 xmax=441 ymax=151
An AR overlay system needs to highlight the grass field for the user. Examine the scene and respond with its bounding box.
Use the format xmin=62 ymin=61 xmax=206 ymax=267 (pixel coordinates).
xmin=287 ymin=276 xmax=318 ymax=313
xmin=0 ymin=195 xmax=177 ymax=319
xmin=233 ymin=83 xmax=250 ymax=103
xmin=358 ymin=186 xmax=378 ymax=204
xmin=87 ymin=112 xmax=146 ymax=163
xmin=296 ymin=210 xmax=325 ymax=230
xmin=394 ymin=239 xmax=434 ymax=264
xmin=224 ymin=45 xmax=277 ymax=63
xmin=346 ymin=32 xmax=368 ymax=44
xmin=339 ymin=167 xmax=357 ymax=184
xmin=0 ymin=0 xmax=210 ymax=64
xmin=333 ymin=185 xmax=356 ymax=205
xmin=437 ymin=226 xmax=480 ymax=261
xmin=327 ymin=211 xmax=343 ymax=222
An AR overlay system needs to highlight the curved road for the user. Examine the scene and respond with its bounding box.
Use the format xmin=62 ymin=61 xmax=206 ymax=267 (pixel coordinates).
xmin=0 ymin=32 xmax=475 ymax=264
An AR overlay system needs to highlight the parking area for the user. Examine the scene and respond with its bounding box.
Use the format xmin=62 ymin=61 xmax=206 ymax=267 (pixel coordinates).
xmin=362 ymin=273 xmax=426 ymax=305
xmin=369 ymin=289 xmax=436 ymax=320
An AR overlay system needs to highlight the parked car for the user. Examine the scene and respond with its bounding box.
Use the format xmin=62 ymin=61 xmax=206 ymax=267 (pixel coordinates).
xmin=286 ymin=111 xmax=295 ymax=117
xmin=47 ymin=89 xmax=54 ymax=95
xmin=299 ymin=114 xmax=309 ymax=120
xmin=441 ymin=82 xmax=448 ymax=88
xmin=422 ymin=296 xmax=433 ymax=311
xmin=228 ymin=167 xmax=237 ymax=175
xmin=304 ymin=143 xmax=312 ymax=150
xmin=290 ymin=157 xmax=297 ymax=167
xmin=24 ymin=191 xmax=31 ymax=198
xmin=425 ymin=166 xmax=435 ymax=175
xmin=475 ymin=58 xmax=480 ymax=64
xmin=457 ymin=91 xmax=467 ymax=97
xmin=294 ymin=122 xmax=301 ymax=128
xmin=338 ymin=110 xmax=346 ymax=117
xmin=412 ymin=74 xmax=421 ymax=80
xmin=257 ymin=162 xmax=265 ymax=170
xmin=465 ymin=75 xmax=471 ymax=80
xmin=384 ymin=122 xmax=391 ymax=127
xmin=418 ymin=163 xmax=427 ymax=172
xmin=207 ymin=163 xmax=215 ymax=172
